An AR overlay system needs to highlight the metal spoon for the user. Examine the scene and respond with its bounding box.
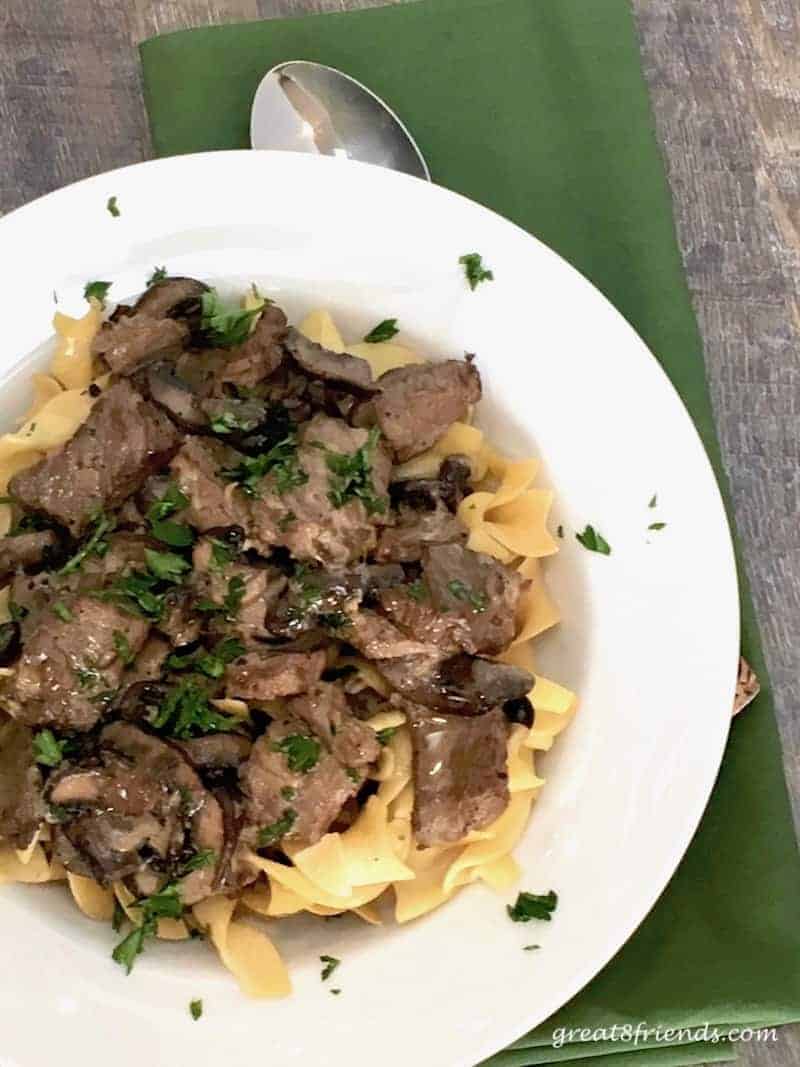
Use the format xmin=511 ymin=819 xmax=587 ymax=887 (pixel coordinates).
xmin=250 ymin=61 xmax=430 ymax=181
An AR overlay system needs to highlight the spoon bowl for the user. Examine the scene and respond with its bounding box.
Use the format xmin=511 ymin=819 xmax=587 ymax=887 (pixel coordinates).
xmin=250 ymin=60 xmax=430 ymax=180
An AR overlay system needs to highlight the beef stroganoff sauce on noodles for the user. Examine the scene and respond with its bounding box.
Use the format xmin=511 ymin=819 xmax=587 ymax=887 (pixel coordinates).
xmin=0 ymin=284 xmax=576 ymax=996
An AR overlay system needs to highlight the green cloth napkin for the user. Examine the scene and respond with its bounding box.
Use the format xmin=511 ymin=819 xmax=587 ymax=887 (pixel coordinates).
xmin=139 ymin=1 xmax=800 ymax=1064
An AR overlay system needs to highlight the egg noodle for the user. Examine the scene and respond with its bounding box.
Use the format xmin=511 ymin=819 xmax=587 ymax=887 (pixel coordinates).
xmin=0 ymin=300 xmax=577 ymax=996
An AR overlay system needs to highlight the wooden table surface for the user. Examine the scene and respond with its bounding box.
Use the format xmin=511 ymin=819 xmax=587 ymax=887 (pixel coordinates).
xmin=1 ymin=1 xmax=798 ymax=1064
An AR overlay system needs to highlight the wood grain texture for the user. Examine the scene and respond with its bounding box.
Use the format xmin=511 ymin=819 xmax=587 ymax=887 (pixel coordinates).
xmin=0 ymin=1 xmax=798 ymax=1064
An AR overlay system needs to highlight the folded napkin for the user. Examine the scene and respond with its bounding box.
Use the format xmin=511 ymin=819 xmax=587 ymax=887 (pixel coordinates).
xmin=139 ymin=1 xmax=800 ymax=1063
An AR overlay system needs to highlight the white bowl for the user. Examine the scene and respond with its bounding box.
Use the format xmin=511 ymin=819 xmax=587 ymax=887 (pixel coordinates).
xmin=0 ymin=151 xmax=738 ymax=1067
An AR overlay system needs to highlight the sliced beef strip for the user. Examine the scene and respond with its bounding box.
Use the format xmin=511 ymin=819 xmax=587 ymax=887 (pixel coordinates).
xmin=404 ymin=700 xmax=509 ymax=845
xmin=287 ymin=684 xmax=380 ymax=769
xmin=170 ymin=437 xmax=251 ymax=532
xmin=91 ymin=313 xmax=189 ymax=377
xmin=422 ymin=543 xmax=526 ymax=655
xmin=132 ymin=277 xmax=209 ymax=323
xmin=208 ymin=567 xmax=286 ymax=642
xmin=4 ymin=596 xmax=150 ymax=732
xmin=176 ymin=734 xmax=252 ymax=771
xmin=377 ymin=587 xmax=470 ymax=655
xmin=374 ymin=501 xmax=465 ymax=563
xmin=239 ymin=716 xmax=360 ymax=849
xmin=249 ymin=414 xmax=391 ymax=566
xmin=284 ymin=327 xmax=378 ymax=392
xmin=0 ymin=530 xmax=58 ymax=581
xmin=157 ymin=589 xmax=202 ymax=648
xmin=215 ymin=304 xmax=288 ymax=392
xmin=9 ymin=380 xmax=181 ymax=536
xmin=225 ymin=649 xmax=326 ymax=702
xmin=373 ymin=358 xmax=481 ymax=461
xmin=375 ymin=648 xmax=533 ymax=716
xmin=145 ymin=360 xmax=207 ymax=429
xmin=0 ymin=720 xmax=45 ymax=849
xmin=50 ymin=722 xmax=223 ymax=903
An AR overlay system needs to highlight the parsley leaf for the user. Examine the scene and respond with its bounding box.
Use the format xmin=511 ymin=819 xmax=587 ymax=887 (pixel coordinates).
xmin=280 ymin=786 xmax=297 ymax=801
xmin=507 ymin=890 xmax=558 ymax=923
xmin=200 ymin=290 xmax=261 ymax=347
xmin=320 ymin=955 xmax=340 ymax=981
xmin=363 ymin=318 xmax=399 ymax=343
xmin=257 ymin=809 xmax=297 ymax=847
xmin=209 ymin=407 xmax=262 ymax=436
xmin=144 ymin=548 xmax=191 ymax=582
xmin=147 ymin=483 xmax=194 ymax=547
xmin=112 ymin=900 xmax=125 ymax=933
xmin=459 ymin=252 xmax=494 ymax=290
xmin=648 ymin=522 xmax=667 ymax=531
xmin=376 ymin=727 xmax=397 ymax=746
xmin=322 ymin=427 xmax=386 ymax=515
xmin=575 ymin=525 xmax=611 ymax=555
xmin=523 ymin=944 xmax=541 ymax=951
xmin=220 ymin=435 xmax=307 ymax=498
xmin=557 ymin=524 xmax=564 ymax=539
xmin=83 ymin=280 xmax=111 ymax=306
xmin=96 ymin=570 xmax=166 ymax=619
xmin=112 ymin=923 xmax=148 ymax=974
xmin=208 ymin=537 xmax=236 ymax=572
xmin=106 ymin=195 xmax=120 ymax=218
xmin=147 ymin=266 xmax=168 ymax=287
xmin=149 ymin=679 xmax=239 ymax=740
xmin=52 ymin=601 xmax=73 ymax=623
xmin=271 ymin=734 xmax=321 ymax=774
xmin=181 ymin=849 xmax=217 ymax=873
xmin=59 ymin=512 xmax=115 ymax=575
xmin=447 ymin=578 xmax=488 ymax=612
xmin=648 ymin=494 xmax=657 ymax=508
xmin=407 ymin=579 xmax=428 ymax=602
xmin=113 ymin=630 xmax=134 ymax=666
xmin=167 ymin=636 xmax=244 ymax=680
xmin=189 ymin=999 xmax=203 ymax=1021
xmin=224 ymin=574 xmax=246 ymax=618
xmin=33 ymin=729 xmax=68 ymax=767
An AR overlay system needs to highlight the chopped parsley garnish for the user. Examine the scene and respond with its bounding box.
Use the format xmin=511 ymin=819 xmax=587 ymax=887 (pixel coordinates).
xmin=447 ymin=579 xmax=488 ymax=612
xmin=200 ymin=290 xmax=261 ymax=347
xmin=407 ymin=579 xmax=428 ymax=602
xmin=146 ymin=483 xmax=194 ymax=548
xmin=144 ymin=548 xmax=191 ymax=582
xmin=363 ymin=318 xmax=399 ymax=343
xmin=649 ymin=494 xmax=657 ymax=508
xmin=83 ymin=280 xmax=111 ymax=306
xmin=523 ymin=944 xmax=541 ymax=951
xmin=52 ymin=601 xmax=73 ymax=623
xmin=106 ymin=196 xmax=120 ymax=217
xmin=575 ymin=525 xmax=611 ymax=555
xmin=76 ymin=665 xmax=102 ymax=689
xmin=330 ymin=988 xmax=341 ymax=996
xmin=346 ymin=768 xmax=360 ymax=785
xmin=209 ymin=408 xmax=261 ymax=436
xmin=220 ymin=434 xmax=307 ymax=498
xmin=181 ymin=849 xmax=217 ymax=873
xmin=167 ymin=636 xmax=245 ymax=679
xmin=277 ymin=510 xmax=296 ymax=532
xmin=189 ymin=999 xmax=203 ymax=1021
xmin=96 ymin=570 xmax=167 ymax=619
xmin=224 ymin=574 xmax=246 ymax=618
xmin=376 ymin=727 xmax=397 ymax=746
xmin=33 ymin=729 xmax=68 ymax=767
xmin=507 ymin=890 xmax=558 ymax=923
xmin=258 ymin=809 xmax=297 ymax=846
xmin=459 ymin=252 xmax=494 ymax=290
xmin=271 ymin=733 xmax=321 ymax=774
xmin=147 ymin=266 xmax=168 ymax=287
xmin=112 ymin=900 xmax=125 ymax=933
xmin=208 ymin=537 xmax=236 ymax=572
xmin=112 ymin=879 xmax=187 ymax=975
xmin=9 ymin=602 xmax=27 ymax=623
xmin=148 ymin=679 xmax=239 ymax=740
xmin=280 ymin=786 xmax=297 ymax=801
xmin=320 ymin=955 xmax=340 ymax=981
xmin=648 ymin=522 xmax=666 ymax=531
xmin=59 ymin=512 xmax=115 ymax=575
xmin=557 ymin=525 xmax=564 ymax=539
xmin=322 ymin=427 xmax=386 ymax=514
xmin=113 ymin=630 xmax=134 ymax=666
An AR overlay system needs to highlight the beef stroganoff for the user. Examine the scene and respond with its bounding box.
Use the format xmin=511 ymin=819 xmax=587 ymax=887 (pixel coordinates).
xmin=0 ymin=279 xmax=576 ymax=995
